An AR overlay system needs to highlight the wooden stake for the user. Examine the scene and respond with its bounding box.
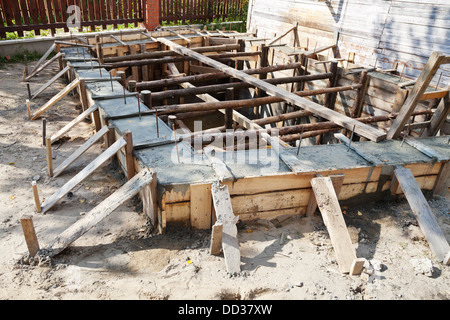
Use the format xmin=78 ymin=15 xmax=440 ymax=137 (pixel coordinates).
xmin=32 ymin=181 xmax=41 ymax=213
xmin=26 ymin=99 xmax=31 ymax=120
xmin=45 ymin=137 xmax=53 ymax=177
xmin=123 ymin=131 xmax=135 ymax=180
xmin=20 ymin=215 xmax=40 ymax=257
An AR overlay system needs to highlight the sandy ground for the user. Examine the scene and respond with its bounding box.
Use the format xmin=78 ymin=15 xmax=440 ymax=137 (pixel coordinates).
xmin=0 ymin=60 xmax=449 ymax=302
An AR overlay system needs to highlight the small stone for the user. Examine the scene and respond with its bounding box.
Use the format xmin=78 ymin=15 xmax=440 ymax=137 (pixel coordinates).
xmin=410 ymin=258 xmax=434 ymax=277
xmin=32 ymin=175 xmax=40 ymax=181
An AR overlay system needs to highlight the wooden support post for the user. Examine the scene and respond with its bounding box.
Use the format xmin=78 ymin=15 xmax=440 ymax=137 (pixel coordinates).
xmin=141 ymin=90 xmax=152 ymax=108
xmin=45 ymin=137 xmax=53 ymax=177
xmin=95 ymin=35 xmax=104 ymax=64
xmin=32 ymin=181 xmax=41 ymax=213
xmin=423 ymin=88 xmax=449 ymax=137
xmin=387 ymin=52 xmax=447 ymax=139
xmin=225 ymin=88 xmax=234 ymax=130
xmin=310 ymin=176 xmax=360 ymax=273
xmin=306 ymin=174 xmax=344 ymax=217
xmin=20 ymin=215 xmax=40 ymax=257
xmin=324 ymin=61 xmax=339 ymax=110
xmin=123 ymin=131 xmax=135 ymax=180
xmin=350 ymin=70 xmax=369 ymax=118
xmin=432 ymin=161 xmax=450 ymax=197
xmin=394 ymin=167 xmax=450 ymax=264
xmin=211 ymin=182 xmax=240 ymax=274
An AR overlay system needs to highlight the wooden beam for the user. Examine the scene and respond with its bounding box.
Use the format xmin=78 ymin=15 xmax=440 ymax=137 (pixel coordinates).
xmin=211 ymin=182 xmax=240 ymax=274
xmin=204 ymin=147 xmax=235 ymax=182
xmin=46 ymin=168 xmax=155 ymax=256
xmin=20 ymin=215 xmax=40 ymax=257
xmin=53 ymin=126 xmax=110 ymax=177
xmin=310 ymin=176 xmax=358 ymax=273
xmin=432 ymin=161 xmax=450 ymax=197
xmin=31 ymin=66 xmax=70 ymax=99
xmin=387 ymin=52 xmax=447 ymax=139
xmin=157 ymin=38 xmax=386 ymax=142
xmin=50 ymin=104 xmax=98 ymax=144
xmin=31 ymin=78 xmax=81 ymax=120
xmin=423 ymin=89 xmax=450 ymax=136
xmin=25 ymin=52 xmax=64 ymax=81
xmin=306 ymin=174 xmax=344 ymax=217
xmin=29 ymin=43 xmax=56 ymax=75
xmin=394 ymin=167 xmax=450 ymax=264
xmin=40 ymin=137 xmax=127 ymax=214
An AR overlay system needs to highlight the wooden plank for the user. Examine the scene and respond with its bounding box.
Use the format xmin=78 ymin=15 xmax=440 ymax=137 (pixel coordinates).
xmin=53 ymin=126 xmax=110 ymax=177
xmin=211 ymin=182 xmax=240 ymax=274
xmin=46 ymin=168 xmax=155 ymax=256
xmin=40 ymin=137 xmax=127 ymax=214
xmin=50 ymin=104 xmax=98 ymax=144
xmin=20 ymin=215 xmax=40 ymax=257
xmin=190 ymin=183 xmax=212 ymax=230
xmin=306 ymin=174 xmax=344 ymax=217
xmin=394 ymin=167 xmax=450 ymax=263
xmin=432 ymin=161 xmax=450 ymax=197
xmin=387 ymin=52 xmax=447 ymax=139
xmin=29 ymin=43 xmax=56 ymax=75
xmin=210 ymin=223 xmax=223 ymax=255
xmin=311 ymin=176 xmax=357 ymax=273
xmin=157 ymin=37 xmax=386 ymax=142
xmin=424 ymin=89 xmax=450 ymax=136
xmin=31 ymin=78 xmax=81 ymax=120
xmin=26 ymin=51 xmax=63 ymax=82
xmin=31 ymin=66 xmax=70 ymax=99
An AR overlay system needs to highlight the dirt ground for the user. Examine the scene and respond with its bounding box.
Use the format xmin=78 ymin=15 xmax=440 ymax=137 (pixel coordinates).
xmin=0 ymin=60 xmax=449 ymax=301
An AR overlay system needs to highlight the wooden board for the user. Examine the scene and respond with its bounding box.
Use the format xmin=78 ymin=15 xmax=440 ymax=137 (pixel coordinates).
xmin=394 ymin=167 xmax=450 ymax=263
xmin=40 ymin=137 xmax=126 ymax=214
xmin=190 ymin=183 xmax=212 ymax=230
xmin=311 ymin=176 xmax=357 ymax=273
xmin=211 ymin=182 xmax=240 ymax=274
xmin=46 ymin=168 xmax=155 ymax=256
xmin=31 ymin=65 xmax=70 ymax=99
xmin=50 ymin=104 xmax=98 ymax=144
xmin=20 ymin=215 xmax=40 ymax=257
xmin=31 ymin=78 xmax=81 ymax=120
xmin=25 ymin=52 xmax=63 ymax=81
xmin=53 ymin=126 xmax=110 ymax=177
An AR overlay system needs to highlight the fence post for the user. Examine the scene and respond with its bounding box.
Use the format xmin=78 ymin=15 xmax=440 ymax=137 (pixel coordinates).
xmin=143 ymin=0 xmax=161 ymax=31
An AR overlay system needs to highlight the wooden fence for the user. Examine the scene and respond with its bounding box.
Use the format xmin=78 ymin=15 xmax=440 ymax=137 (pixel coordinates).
xmin=160 ymin=0 xmax=245 ymax=24
xmin=0 ymin=0 xmax=144 ymax=39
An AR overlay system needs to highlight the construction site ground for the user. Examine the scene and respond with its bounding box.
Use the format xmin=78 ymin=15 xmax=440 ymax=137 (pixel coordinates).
xmin=0 ymin=60 xmax=449 ymax=301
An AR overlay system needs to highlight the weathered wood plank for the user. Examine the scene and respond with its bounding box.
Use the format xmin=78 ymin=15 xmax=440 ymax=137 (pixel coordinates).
xmin=20 ymin=215 xmax=40 ymax=257
xmin=41 ymin=137 xmax=126 ymax=214
xmin=53 ymin=126 xmax=110 ymax=178
xmin=311 ymin=176 xmax=357 ymax=273
xmin=50 ymin=104 xmax=98 ymax=144
xmin=387 ymin=52 xmax=447 ymax=139
xmin=46 ymin=168 xmax=154 ymax=256
xmin=31 ymin=78 xmax=81 ymax=120
xmin=211 ymin=182 xmax=240 ymax=274
xmin=31 ymin=66 xmax=70 ymax=99
xmin=394 ymin=167 xmax=450 ymax=263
